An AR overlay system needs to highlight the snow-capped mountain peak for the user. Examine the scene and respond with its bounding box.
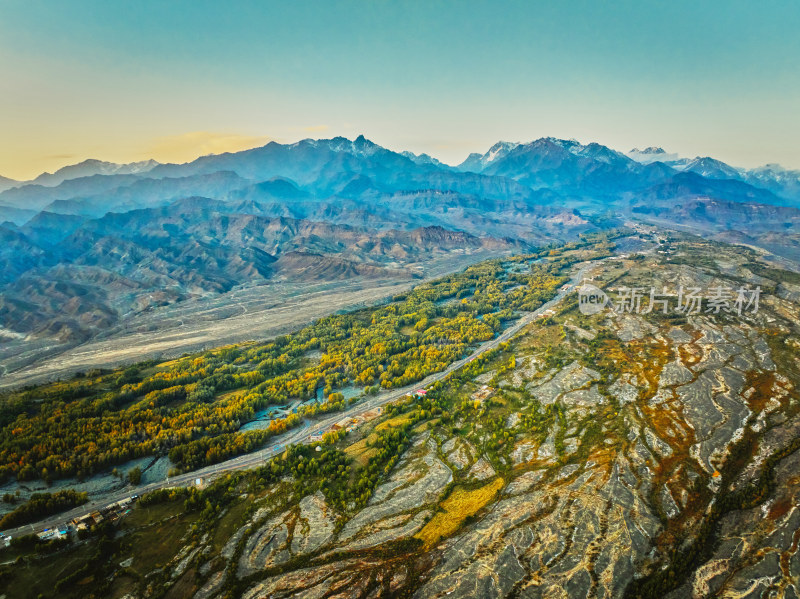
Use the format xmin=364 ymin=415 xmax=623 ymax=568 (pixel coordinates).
xmin=485 ymin=141 xmax=519 ymax=163
xmin=682 ymin=156 xmax=743 ymax=180
xmin=457 ymin=141 xmax=520 ymax=172
xmin=295 ymin=135 xmax=384 ymax=157
xmin=627 ymin=147 xmax=683 ymax=165
xmin=530 ymin=138 xmax=631 ymax=166
xmin=544 ymin=137 xmax=580 ymax=151
xmin=632 ymin=146 xmax=666 ymax=154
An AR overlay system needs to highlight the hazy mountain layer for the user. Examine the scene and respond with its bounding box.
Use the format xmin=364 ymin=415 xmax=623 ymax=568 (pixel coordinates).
xmin=1 ymin=135 xmax=799 ymax=380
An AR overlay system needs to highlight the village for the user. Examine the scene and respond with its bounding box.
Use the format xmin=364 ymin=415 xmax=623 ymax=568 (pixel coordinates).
xmin=1 ymin=495 xmax=139 ymax=548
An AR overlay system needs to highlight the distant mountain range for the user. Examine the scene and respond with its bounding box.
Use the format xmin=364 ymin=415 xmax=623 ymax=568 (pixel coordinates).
xmin=1 ymin=134 xmax=799 ymax=344
xmin=456 ymin=139 xmax=800 ymax=205
xmin=625 ymin=146 xmax=800 ymax=201
xmin=2 ymin=137 xmax=799 ymax=214
xmin=31 ymin=158 xmax=160 ymax=187
xmin=0 ymin=175 xmax=19 ymax=194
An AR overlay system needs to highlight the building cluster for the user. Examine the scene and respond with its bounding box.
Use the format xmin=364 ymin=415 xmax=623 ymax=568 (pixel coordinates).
xmin=0 ymin=494 xmax=140 ymax=547
xmin=36 ymin=526 xmax=69 ymax=542
xmin=311 ymin=407 xmax=383 ymax=442
xmin=70 ymin=496 xmax=136 ymax=531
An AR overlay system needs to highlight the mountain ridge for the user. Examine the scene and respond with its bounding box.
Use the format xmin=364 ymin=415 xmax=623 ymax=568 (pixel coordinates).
xmin=2 ymin=133 xmax=800 ymax=353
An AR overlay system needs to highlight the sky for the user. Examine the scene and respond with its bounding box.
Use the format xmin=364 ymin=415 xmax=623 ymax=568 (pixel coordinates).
xmin=1 ymin=0 xmax=799 ymax=180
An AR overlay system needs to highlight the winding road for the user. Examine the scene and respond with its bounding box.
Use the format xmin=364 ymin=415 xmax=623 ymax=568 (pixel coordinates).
xmin=0 ymin=261 xmax=597 ymax=540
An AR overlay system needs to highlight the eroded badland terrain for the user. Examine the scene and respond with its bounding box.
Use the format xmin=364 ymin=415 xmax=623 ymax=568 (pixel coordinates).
xmin=2 ymin=231 xmax=800 ymax=599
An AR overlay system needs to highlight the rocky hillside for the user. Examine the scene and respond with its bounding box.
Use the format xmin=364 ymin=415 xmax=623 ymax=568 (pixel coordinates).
xmin=0 ymin=198 xmax=528 ymax=342
xmin=191 ymin=236 xmax=799 ymax=599
xmin=5 ymin=232 xmax=799 ymax=598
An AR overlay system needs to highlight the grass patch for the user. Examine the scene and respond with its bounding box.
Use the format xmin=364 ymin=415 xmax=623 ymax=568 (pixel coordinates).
xmin=155 ymin=358 xmax=180 ymax=370
xmin=375 ymin=414 xmax=413 ymax=432
xmin=212 ymin=497 xmax=251 ymax=551
xmin=215 ymin=389 xmax=243 ymax=402
xmin=518 ymin=325 xmax=564 ymax=351
xmin=415 ymin=477 xmax=504 ymax=548
xmin=121 ymin=499 xmax=185 ymax=530
xmin=413 ymin=418 xmax=440 ymax=434
xmin=118 ymin=510 xmax=200 ymax=577
xmin=0 ymin=543 xmax=94 ymax=599
xmin=344 ymin=434 xmax=380 ymax=466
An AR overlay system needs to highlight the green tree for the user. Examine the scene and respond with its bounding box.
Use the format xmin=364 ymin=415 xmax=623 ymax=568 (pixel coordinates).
xmin=127 ymin=466 xmax=142 ymax=485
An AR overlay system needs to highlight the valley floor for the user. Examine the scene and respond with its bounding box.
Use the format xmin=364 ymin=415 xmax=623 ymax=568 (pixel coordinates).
xmin=0 ymin=251 xmax=503 ymax=390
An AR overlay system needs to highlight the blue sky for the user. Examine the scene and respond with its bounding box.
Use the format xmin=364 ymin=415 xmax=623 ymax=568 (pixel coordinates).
xmin=1 ymin=0 xmax=798 ymax=178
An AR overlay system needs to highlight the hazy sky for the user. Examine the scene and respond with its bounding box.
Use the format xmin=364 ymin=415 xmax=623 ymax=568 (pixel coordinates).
xmin=1 ymin=0 xmax=799 ymax=179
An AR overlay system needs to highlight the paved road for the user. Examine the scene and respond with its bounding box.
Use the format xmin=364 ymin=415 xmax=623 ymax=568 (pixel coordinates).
xmin=0 ymin=261 xmax=596 ymax=540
